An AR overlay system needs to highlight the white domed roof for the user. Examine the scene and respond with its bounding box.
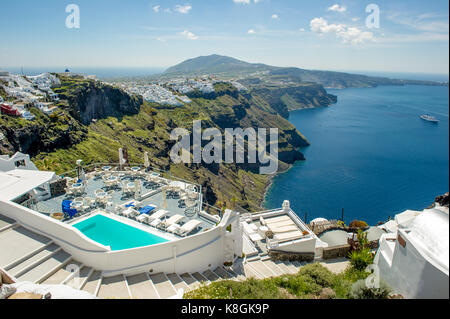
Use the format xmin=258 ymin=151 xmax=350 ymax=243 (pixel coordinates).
xmin=311 ymin=218 xmax=328 ymax=224
xmin=408 ymin=209 xmax=449 ymax=270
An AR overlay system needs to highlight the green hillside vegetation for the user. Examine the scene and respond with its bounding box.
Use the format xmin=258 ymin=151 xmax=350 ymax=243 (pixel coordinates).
xmin=184 ymin=263 xmax=373 ymax=299
xmin=0 ymin=77 xmax=311 ymax=212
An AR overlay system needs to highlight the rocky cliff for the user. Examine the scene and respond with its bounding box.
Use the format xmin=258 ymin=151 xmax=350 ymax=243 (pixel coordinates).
xmin=53 ymin=76 xmax=142 ymax=125
xmin=250 ymin=83 xmax=337 ymax=118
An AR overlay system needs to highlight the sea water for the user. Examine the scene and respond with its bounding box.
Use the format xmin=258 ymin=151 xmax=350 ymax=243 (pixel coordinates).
xmin=265 ymin=85 xmax=449 ymax=225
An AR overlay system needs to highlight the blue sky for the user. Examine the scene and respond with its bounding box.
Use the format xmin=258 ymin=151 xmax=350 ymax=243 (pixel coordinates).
xmin=0 ymin=0 xmax=448 ymax=74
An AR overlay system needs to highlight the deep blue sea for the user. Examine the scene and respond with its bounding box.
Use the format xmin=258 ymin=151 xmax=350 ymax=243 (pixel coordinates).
xmin=265 ymin=85 xmax=449 ymax=225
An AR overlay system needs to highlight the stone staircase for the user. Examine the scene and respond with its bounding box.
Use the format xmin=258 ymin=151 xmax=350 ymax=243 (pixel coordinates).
xmin=0 ymin=214 xmax=310 ymax=299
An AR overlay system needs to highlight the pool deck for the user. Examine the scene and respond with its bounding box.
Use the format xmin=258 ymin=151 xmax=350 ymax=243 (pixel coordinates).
xmin=32 ymin=174 xmax=217 ymax=240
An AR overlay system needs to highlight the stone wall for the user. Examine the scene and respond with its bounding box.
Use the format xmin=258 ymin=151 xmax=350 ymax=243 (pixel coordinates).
xmin=268 ymin=249 xmax=315 ymax=262
xmin=322 ymin=244 xmax=351 ymax=260
xmin=50 ymin=179 xmax=67 ymax=197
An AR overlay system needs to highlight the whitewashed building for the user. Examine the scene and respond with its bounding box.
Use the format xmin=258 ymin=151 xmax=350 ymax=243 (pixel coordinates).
xmin=375 ymin=207 xmax=449 ymax=299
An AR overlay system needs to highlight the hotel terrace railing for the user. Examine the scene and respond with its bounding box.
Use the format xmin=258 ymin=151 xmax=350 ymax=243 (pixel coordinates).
xmin=58 ymin=162 xmax=204 ymax=214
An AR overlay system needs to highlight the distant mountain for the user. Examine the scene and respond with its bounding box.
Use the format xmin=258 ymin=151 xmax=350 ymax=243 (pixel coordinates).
xmin=164 ymin=54 xmax=448 ymax=89
xmin=164 ymin=54 xmax=272 ymax=75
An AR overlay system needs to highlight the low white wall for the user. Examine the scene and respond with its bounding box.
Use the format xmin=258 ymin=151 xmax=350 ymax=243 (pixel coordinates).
xmin=277 ymin=237 xmax=317 ymax=254
xmin=0 ymin=200 xmax=231 ymax=276
xmin=0 ymin=201 xmax=109 ymax=254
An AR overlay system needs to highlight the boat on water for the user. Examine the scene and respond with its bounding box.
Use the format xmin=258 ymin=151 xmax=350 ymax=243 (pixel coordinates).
xmin=420 ymin=114 xmax=439 ymax=123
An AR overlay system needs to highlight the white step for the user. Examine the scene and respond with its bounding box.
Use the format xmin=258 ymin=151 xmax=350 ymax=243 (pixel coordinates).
xmin=17 ymin=250 xmax=72 ymax=283
xmin=213 ymin=267 xmax=235 ymax=280
xmin=166 ymin=273 xmax=190 ymax=293
xmin=179 ymin=273 xmax=203 ymax=291
xmin=247 ymin=260 xmax=277 ymax=278
xmin=191 ymin=272 xmax=210 ymax=285
xmin=66 ymin=266 xmax=94 ymax=290
xmin=260 ymin=259 xmax=284 ymax=276
xmin=202 ymin=269 xmax=221 ymax=282
xmin=6 ymin=243 xmax=60 ymax=277
xmin=41 ymin=260 xmax=82 ymax=285
xmin=97 ymin=275 xmax=131 ymax=299
xmin=149 ymin=273 xmax=176 ymax=299
xmin=284 ymin=262 xmax=300 ymax=274
xmin=275 ymin=261 xmax=297 ymax=275
xmin=127 ymin=273 xmax=160 ymax=299
xmin=223 ymin=267 xmax=246 ymax=281
xmin=242 ymin=263 xmax=264 ymax=279
xmin=0 ymin=226 xmax=52 ymax=268
xmin=81 ymin=270 xmax=102 ymax=295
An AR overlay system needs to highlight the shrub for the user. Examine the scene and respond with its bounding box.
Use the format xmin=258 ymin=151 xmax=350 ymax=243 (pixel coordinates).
xmin=356 ymin=229 xmax=370 ymax=249
xmin=298 ymin=263 xmax=335 ymax=287
xmin=274 ymin=275 xmax=322 ymax=297
xmin=349 ymin=220 xmax=369 ymax=229
xmin=337 ymin=220 xmax=346 ymax=227
xmin=349 ymin=248 xmax=374 ymax=271
xmin=349 ymin=279 xmax=391 ymax=299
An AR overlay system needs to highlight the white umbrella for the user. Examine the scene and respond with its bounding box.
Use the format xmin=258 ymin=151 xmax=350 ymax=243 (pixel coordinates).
xmin=119 ymin=148 xmax=126 ymax=169
xmin=162 ymin=187 xmax=168 ymax=210
xmin=79 ymin=168 xmax=86 ymax=181
xmin=134 ymin=180 xmax=142 ymax=200
xmin=144 ymin=152 xmax=150 ymax=169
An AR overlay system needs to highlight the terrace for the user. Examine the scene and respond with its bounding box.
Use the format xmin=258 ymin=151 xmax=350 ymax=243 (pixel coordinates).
xmin=21 ymin=163 xmax=219 ymax=241
xmin=240 ymin=202 xmax=317 ymax=257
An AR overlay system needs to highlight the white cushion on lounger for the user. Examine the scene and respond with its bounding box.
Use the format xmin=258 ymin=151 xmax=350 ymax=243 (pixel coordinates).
xmin=167 ymin=224 xmax=180 ymax=233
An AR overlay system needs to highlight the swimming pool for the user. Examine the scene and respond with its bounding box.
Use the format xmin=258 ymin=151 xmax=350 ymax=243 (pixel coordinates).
xmin=73 ymin=214 xmax=169 ymax=251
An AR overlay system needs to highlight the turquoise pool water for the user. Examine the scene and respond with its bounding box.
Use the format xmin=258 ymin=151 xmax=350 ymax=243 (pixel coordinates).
xmin=73 ymin=214 xmax=169 ymax=251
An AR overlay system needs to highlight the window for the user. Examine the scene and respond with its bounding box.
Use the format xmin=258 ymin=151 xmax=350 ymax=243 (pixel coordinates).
xmin=15 ymin=159 xmax=26 ymax=168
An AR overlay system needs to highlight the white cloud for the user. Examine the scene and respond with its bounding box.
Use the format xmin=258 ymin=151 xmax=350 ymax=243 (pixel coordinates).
xmin=271 ymin=14 xmax=279 ymax=20
xmin=327 ymin=4 xmax=347 ymax=13
xmin=248 ymin=29 xmax=256 ymax=34
xmin=179 ymin=30 xmax=198 ymax=40
xmin=299 ymin=28 xmax=305 ymax=32
xmin=153 ymin=5 xmax=160 ymax=13
xmin=233 ymin=0 xmax=261 ymax=4
xmin=174 ymin=4 xmax=192 ymax=14
xmin=310 ymin=17 xmax=374 ymax=44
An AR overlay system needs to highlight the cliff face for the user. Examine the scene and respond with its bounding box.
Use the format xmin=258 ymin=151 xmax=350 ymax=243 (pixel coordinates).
xmin=251 ymin=84 xmax=337 ymax=118
xmin=53 ymin=76 xmax=142 ymax=125
xmin=0 ymin=108 xmax=87 ymax=156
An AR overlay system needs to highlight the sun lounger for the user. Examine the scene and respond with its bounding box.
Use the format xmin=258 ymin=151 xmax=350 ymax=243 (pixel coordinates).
xmin=266 ymin=219 xmax=295 ymax=227
xmin=273 ymin=230 xmax=303 ymax=243
xmin=167 ymin=224 xmax=180 ymax=233
xmin=265 ymin=215 xmax=291 ymax=224
xmin=176 ymin=220 xmax=202 ymax=237
xmin=160 ymin=214 xmax=184 ymax=229
xmin=122 ymin=207 xmax=140 ymax=218
xmin=136 ymin=214 xmax=149 ymax=223
xmin=149 ymin=219 xmax=160 ymax=227
xmin=268 ymin=225 xmax=299 ymax=233
xmin=147 ymin=210 xmax=169 ymax=223
xmin=138 ymin=205 xmax=157 ymax=215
